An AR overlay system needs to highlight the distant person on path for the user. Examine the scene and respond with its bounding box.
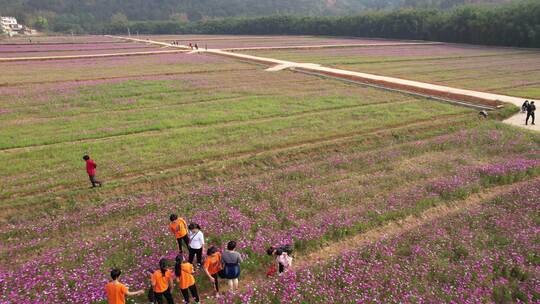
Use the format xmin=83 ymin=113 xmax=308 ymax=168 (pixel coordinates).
xmin=221 ymin=241 xmax=242 ymax=293
xmin=151 ymin=259 xmax=175 ymax=304
xmin=83 ymin=155 xmax=102 ymax=188
xmin=526 ymin=101 xmax=536 ymax=125
xmin=194 ymin=44 xmax=198 ymax=50
xmin=169 ymin=214 xmax=189 ymax=253
xmin=187 ymin=223 xmax=205 ymax=267
xmin=175 ymin=254 xmax=200 ymax=304
xmin=203 ymin=246 xmax=222 ymax=297
xmin=522 ymin=100 xmax=529 ymax=113
xmin=105 ymin=268 xmax=144 ymax=304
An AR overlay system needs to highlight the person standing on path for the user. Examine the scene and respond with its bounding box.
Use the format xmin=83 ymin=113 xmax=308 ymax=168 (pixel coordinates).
xmin=203 ymin=246 xmax=222 ymax=297
xmin=221 ymin=241 xmax=243 ymax=293
xmin=175 ymin=254 xmax=200 ymax=304
xmin=169 ymin=214 xmax=189 ymax=254
xmin=83 ymin=155 xmax=102 ymax=188
xmin=151 ymin=259 xmax=175 ymax=304
xmin=105 ymin=268 xmax=144 ymax=304
xmin=187 ymin=223 xmax=205 ymax=267
xmin=526 ymin=101 xmax=536 ymax=125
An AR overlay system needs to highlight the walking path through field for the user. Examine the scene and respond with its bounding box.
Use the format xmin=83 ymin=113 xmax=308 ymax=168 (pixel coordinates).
xmin=297 ymin=178 xmax=537 ymax=268
xmin=111 ymin=36 xmax=539 ymax=132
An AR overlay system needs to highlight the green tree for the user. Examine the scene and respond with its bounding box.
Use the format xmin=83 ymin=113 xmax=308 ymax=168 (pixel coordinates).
xmin=34 ymin=16 xmax=49 ymax=30
xmin=110 ymin=12 xmax=128 ymax=27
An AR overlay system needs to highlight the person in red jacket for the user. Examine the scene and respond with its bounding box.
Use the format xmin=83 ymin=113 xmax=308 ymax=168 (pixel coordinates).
xmin=83 ymin=155 xmax=102 ymax=187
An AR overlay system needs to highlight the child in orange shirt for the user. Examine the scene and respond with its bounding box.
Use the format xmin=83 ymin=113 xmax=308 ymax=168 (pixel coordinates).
xmin=151 ymin=259 xmax=175 ymax=304
xmin=169 ymin=214 xmax=189 ymax=253
xmin=104 ymin=268 xmax=144 ymax=304
xmin=203 ymin=246 xmax=222 ymax=296
xmin=175 ymin=254 xmax=200 ymax=304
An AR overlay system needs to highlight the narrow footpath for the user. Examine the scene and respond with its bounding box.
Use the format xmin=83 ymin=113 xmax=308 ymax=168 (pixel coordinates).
xmin=111 ymin=35 xmax=539 ymax=132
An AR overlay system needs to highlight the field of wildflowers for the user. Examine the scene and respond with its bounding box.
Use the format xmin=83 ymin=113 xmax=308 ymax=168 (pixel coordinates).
xmin=0 ymin=35 xmax=538 ymax=303
xmin=224 ymin=179 xmax=540 ymax=303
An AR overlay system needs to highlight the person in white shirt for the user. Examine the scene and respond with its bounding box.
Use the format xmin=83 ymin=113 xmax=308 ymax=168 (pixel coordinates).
xmin=188 ymin=223 xmax=205 ymax=267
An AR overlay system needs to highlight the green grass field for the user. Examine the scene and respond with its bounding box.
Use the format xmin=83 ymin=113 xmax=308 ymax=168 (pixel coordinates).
xmin=1 ymin=36 xmax=538 ymax=304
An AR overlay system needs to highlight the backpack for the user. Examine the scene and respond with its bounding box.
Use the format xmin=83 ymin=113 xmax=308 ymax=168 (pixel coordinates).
xmin=279 ymin=244 xmax=293 ymax=255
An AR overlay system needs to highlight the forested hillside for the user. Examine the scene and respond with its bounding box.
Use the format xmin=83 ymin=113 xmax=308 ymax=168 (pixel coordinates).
xmin=0 ymin=0 xmax=513 ymax=33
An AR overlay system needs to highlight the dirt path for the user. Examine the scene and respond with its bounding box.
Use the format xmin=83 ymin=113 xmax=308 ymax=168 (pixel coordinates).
xmin=112 ymin=35 xmax=539 ymax=132
xmin=503 ymin=110 xmax=538 ymax=131
xmin=297 ymin=178 xmax=536 ymax=268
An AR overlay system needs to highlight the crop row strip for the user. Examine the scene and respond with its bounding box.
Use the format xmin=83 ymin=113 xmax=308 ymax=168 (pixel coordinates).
xmin=0 ymin=49 xmax=188 ymax=62
xmin=0 ymin=99 xmax=416 ymax=152
xmin=221 ymin=42 xmax=443 ymax=51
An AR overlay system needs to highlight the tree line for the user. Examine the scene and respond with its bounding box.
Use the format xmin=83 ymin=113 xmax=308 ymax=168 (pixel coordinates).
xmin=113 ymin=1 xmax=540 ymax=48
xmin=1 ymin=0 xmax=511 ymax=34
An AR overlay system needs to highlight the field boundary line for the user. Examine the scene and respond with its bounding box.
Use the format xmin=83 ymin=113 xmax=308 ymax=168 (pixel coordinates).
xmin=297 ymin=177 xmax=537 ymax=268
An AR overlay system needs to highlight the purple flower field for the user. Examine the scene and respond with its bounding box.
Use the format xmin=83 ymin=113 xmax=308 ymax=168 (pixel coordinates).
xmin=222 ymin=180 xmax=540 ymax=303
xmin=0 ymin=42 xmax=154 ymax=53
xmin=1 ymin=125 xmax=538 ymax=303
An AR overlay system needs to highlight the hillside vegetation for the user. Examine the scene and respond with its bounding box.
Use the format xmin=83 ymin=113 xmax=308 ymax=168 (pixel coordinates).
xmin=0 ymin=0 xmax=515 ymax=33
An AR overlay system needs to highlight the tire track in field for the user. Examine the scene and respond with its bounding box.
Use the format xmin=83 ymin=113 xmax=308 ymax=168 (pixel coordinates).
xmin=2 ymin=113 xmax=472 ymax=202
xmin=296 ymin=177 xmax=538 ymax=269
xmin=0 ymin=98 xmax=419 ymax=152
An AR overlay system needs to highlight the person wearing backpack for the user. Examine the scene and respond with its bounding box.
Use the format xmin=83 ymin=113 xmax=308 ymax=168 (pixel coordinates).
xmin=175 ymin=254 xmax=200 ymax=304
xmin=203 ymin=246 xmax=222 ymax=297
xmin=221 ymin=241 xmax=243 ymax=293
xmin=150 ymin=259 xmax=175 ymax=304
xmin=105 ymin=268 xmax=144 ymax=304
xmin=169 ymin=214 xmax=189 ymax=253
xmin=187 ymin=223 xmax=205 ymax=267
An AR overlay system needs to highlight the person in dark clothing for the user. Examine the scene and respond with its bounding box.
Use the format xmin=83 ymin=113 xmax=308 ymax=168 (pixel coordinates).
xmin=522 ymin=100 xmax=529 ymax=113
xmin=526 ymin=101 xmax=536 ymax=125
xmin=83 ymin=155 xmax=102 ymax=187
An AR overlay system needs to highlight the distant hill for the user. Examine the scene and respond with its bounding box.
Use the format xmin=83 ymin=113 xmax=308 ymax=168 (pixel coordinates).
xmin=1 ymin=0 xmax=515 ymax=23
